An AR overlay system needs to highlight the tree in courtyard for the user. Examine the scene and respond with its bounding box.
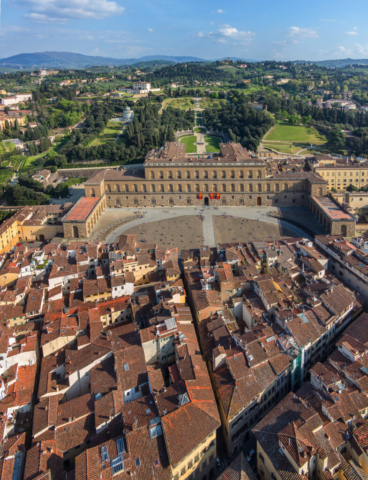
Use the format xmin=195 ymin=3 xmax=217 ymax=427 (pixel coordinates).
xmin=346 ymin=184 xmax=358 ymax=192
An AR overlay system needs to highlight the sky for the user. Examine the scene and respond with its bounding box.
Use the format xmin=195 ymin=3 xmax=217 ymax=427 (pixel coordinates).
xmin=1 ymin=0 xmax=368 ymax=60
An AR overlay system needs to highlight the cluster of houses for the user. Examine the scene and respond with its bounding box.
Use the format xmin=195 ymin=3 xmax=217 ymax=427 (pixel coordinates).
xmin=0 ymin=225 xmax=364 ymax=480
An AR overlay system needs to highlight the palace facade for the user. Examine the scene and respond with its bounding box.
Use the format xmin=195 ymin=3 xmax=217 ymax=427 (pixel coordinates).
xmin=62 ymin=142 xmax=356 ymax=238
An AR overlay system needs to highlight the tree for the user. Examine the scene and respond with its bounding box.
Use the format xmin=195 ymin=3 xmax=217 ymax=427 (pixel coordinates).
xmin=327 ymin=126 xmax=346 ymax=153
xmin=347 ymin=184 xmax=359 ymax=192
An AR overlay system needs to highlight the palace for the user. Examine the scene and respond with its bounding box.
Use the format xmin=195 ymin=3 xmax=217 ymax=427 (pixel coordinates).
xmin=62 ymin=142 xmax=356 ymax=239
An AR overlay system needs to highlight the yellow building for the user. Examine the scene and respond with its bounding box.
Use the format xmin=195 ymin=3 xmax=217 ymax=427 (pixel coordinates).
xmin=315 ymin=164 xmax=368 ymax=192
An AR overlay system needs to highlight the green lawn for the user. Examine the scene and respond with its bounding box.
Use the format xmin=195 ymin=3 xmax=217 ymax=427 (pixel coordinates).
xmin=194 ymin=127 xmax=206 ymax=133
xmin=265 ymin=124 xmax=327 ymax=144
xmin=91 ymin=121 xmax=122 ymax=146
xmin=179 ymin=135 xmax=197 ymax=153
xmin=205 ymin=136 xmax=221 ymax=153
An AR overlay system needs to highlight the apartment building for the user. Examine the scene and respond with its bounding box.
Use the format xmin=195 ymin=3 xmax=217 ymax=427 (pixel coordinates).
xmin=253 ymin=312 xmax=368 ymax=480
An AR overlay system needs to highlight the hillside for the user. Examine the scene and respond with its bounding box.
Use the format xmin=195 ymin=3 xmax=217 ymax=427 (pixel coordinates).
xmin=0 ymin=52 xmax=207 ymax=69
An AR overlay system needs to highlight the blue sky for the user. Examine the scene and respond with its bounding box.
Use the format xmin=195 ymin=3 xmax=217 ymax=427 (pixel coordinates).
xmin=1 ymin=0 xmax=368 ymax=60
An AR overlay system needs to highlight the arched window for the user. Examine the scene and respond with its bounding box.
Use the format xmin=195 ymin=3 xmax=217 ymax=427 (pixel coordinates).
xmin=284 ymin=183 xmax=288 ymax=192
xmin=91 ymin=188 xmax=95 ymax=197
xmin=275 ymin=184 xmax=279 ymax=192
xmin=204 ymin=184 xmax=209 ymax=192
xmin=168 ymin=171 xmax=173 ymax=179
xmin=160 ymin=184 xmax=164 ymax=192
xmin=187 ymin=184 xmax=191 ymax=192
xmin=249 ymin=184 xmax=253 ymax=192
xmin=222 ymin=171 xmax=226 ymax=179
xmin=107 ymin=184 xmax=111 ymax=192
xmin=169 ymin=184 xmax=173 ymax=192
xmin=134 ymin=185 xmax=138 ymax=193
xmin=222 ymin=184 xmax=226 ymax=192
xmin=178 ymin=184 xmax=182 ymax=192
xmin=142 ymin=185 xmax=146 ymax=193
xmin=213 ymin=171 xmax=217 ymax=179
xmin=115 ymin=184 xmax=120 ymax=192
xmin=195 ymin=171 xmax=199 ymax=179
xmin=240 ymin=184 xmax=244 ymax=192
xmin=159 ymin=171 xmax=163 ymax=179
xmin=213 ymin=184 xmax=217 ymax=192
xmin=196 ymin=184 xmax=200 ymax=192
xmin=186 ymin=171 xmax=190 ymax=179
xmin=150 ymin=171 xmax=155 ymax=179
xmin=231 ymin=184 xmax=235 ymax=192
xmin=125 ymin=184 xmax=129 ymax=192
xmin=258 ymin=184 xmax=262 ymax=192
xmin=249 ymin=171 xmax=253 ymax=179
xmin=177 ymin=171 xmax=182 ymax=179
xmin=267 ymin=184 xmax=271 ymax=192
xmin=231 ymin=170 xmax=235 ymax=179
xmin=151 ymin=185 xmax=155 ymax=193
xmin=204 ymin=171 xmax=208 ymax=179
xmin=257 ymin=170 xmax=262 ymax=179
xmin=240 ymin=171 xmax=244 ymax=178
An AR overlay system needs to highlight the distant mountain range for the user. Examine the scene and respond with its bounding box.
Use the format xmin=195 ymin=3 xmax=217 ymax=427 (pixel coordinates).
xmin=0 ymin=52 xmax=209 ymax=69
xmin=1 ymin=51 xmax=367 ymax=70
xmin=0 ymin=51 xmax=260 ymax=70
xmin=294 ymin=58 xmax=368 ymax=68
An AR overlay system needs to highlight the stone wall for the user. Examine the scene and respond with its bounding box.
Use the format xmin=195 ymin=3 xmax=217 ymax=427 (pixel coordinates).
xmin=104 ymin=191 xmax=308 ymax=208
xmin=100 ymin=178 xmax=308 ymax=196
xmin=175 ymin=130 xmax=193 ymax=140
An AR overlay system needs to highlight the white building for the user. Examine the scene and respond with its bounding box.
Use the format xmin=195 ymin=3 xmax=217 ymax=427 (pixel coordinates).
xmin=122 ymin=107 xmax=134 ymax=123
xmin=133 ymin=81 xmax=151 ymax=91
xmin=0 ymin=93 xmax=32 ymax=106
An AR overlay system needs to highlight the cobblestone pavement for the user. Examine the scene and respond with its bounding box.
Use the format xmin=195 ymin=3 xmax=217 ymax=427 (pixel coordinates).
xmin=102 ymin=206 xmax=310 ymax=246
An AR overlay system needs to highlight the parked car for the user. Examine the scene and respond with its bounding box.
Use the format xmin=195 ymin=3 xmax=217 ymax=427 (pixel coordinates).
xmin=247 ymin=449 xmax=255 ymax=462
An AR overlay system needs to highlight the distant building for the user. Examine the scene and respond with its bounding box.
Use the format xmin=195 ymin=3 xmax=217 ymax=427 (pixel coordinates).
xmin=1 ymin=93 xmax=32 ymax=106
xmin=122 ymin=107 xmax=134 ymax=123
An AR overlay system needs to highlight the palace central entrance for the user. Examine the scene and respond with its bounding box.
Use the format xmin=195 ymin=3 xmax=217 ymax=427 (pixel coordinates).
xmin=204 ymin=197 xmax=209 ymax=206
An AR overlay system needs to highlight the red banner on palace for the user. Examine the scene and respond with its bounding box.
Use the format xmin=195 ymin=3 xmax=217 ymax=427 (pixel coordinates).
xmin=216 ymin=193 xmax=221 ymax=199
xmin=198 ymin=193 xmax=203 ymax=199
xmin=210 ymin=193 xmax=214 ymax=199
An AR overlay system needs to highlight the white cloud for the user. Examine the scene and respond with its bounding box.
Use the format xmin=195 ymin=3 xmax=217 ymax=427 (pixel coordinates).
xmin=346 ymin=30 xmax=358 ymax=35
xmin=286 ymin=26 xmax=318 ymax=43
xmin=147 ymin=28 xmax=154 ymax=32
xmin=335 ymin=46 xmax=353 ymax=56
xmin=212 ymin=9 xmax=225 ymax=13
xmin=356 ymin=44 xmax=368 ymax=56
xmin=23 ymin=12 xmax=63 ymax=22
xmin=20 ymin=0 xmax=125 ymax=22
xmin=196 ymin=24 xmax=255 ymax=45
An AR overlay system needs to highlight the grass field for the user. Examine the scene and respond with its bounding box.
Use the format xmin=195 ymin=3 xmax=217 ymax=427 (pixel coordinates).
xmin=263 ymin=124 xmax=327 ymax=154
xmin=205 ymin=136 xmax=221 ymax=153
xmin=91 ymin=121 xmax=122 ymax=146
xmin=194 ymin=127 xmax=206 ymax=133
xmin=159 ymin=97 xmax=196 ymax=113
xmin=200 ymin=97 xmax=223 ymax=109
xmin=179 ymin=135 xmax=197 ymax=153
xmin=265 ymin=124 xmax=327 ymax=144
